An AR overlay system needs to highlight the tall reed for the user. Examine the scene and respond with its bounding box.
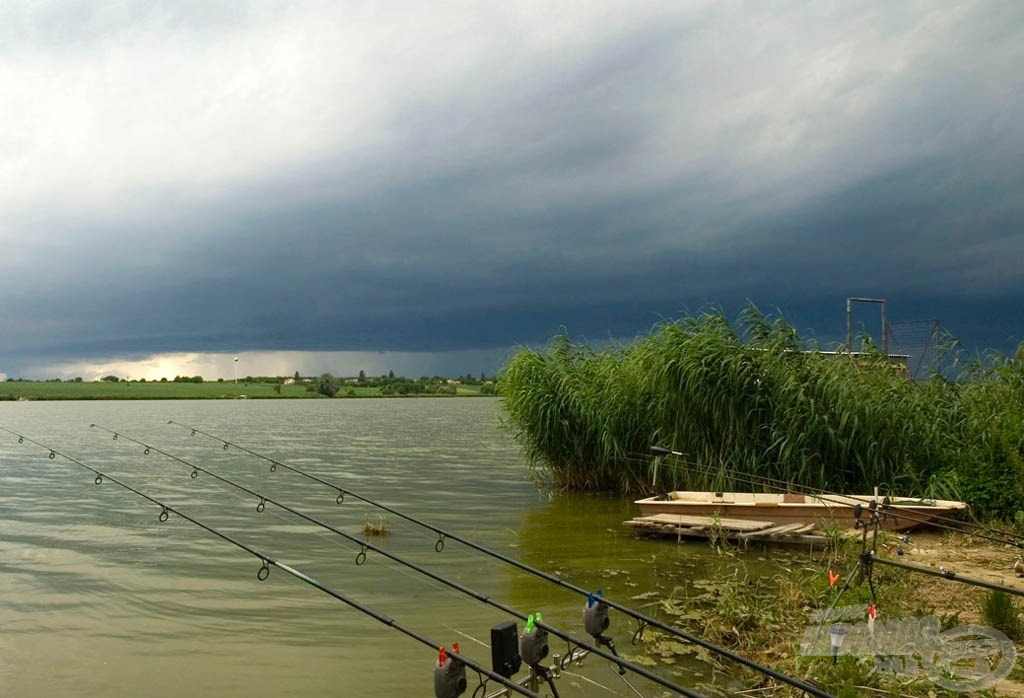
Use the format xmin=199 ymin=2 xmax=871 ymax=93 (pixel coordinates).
xmin=500 ymin=306 xmax=1024 ymax=519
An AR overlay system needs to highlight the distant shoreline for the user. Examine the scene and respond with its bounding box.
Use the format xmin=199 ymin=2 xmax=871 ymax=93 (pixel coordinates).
xmin=0 ymin=380 xmax=498 ymax=401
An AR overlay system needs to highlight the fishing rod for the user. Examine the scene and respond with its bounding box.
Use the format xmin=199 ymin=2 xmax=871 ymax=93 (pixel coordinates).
xmin=0 ymin=427 xmax=540 ymax=698
xmin=869 ymin=553 xmax=1024 ymax=598
xmin=167 ymin=421 xmax=837 ymax=698
xmin=646 ymin=447 xmax=1024 ymax=550
xmin=89 ymin=424 xmax=707 ymax=698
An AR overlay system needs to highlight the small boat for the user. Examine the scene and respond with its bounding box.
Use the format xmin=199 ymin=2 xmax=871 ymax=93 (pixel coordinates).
xmin=634 ymin=491 xmax=967 ymax=532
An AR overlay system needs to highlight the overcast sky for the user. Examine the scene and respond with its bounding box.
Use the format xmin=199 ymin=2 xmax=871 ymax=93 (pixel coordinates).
xmin=2 ymin=1 xmax=1022 ymax=380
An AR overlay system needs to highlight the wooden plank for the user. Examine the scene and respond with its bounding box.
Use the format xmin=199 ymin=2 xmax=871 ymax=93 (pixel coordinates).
xmin=622 ymin=515 xmax=831 ymax=544
xmin=737 ymin=522 xmax=815 ymax=539
xmin=624 ymin=519 xmax=704 ymax=532
xmin=763 ymin=534 xmax=832 ymax=545
xmin=637 ymin=513 xmax=775 ymax=532
xmin=624 ymin=518 xmax=834 ymax=545
xmin=630 ymin=525 xmax=713 ymax=539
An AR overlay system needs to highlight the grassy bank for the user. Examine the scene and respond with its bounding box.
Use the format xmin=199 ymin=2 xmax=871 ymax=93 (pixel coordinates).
xmin=501 ymin=306 xmax=1024 ymax=519
xmin=0 ymin=380 xmax=495 ymax=400
xmin=632 ymin=531 xmax=1024 ymax=697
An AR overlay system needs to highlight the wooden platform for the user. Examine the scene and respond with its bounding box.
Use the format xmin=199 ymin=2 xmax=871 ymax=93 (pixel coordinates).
xmin=625 ymin=513 xmax=832 ymax=545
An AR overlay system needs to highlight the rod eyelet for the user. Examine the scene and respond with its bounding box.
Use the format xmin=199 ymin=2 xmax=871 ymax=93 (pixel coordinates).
xmin=270 ymin=462 xmax=277 ymax=473
xmin=223 ymin=443 xmax=229 ymax=451
xmin=191 ymin=468 xmax=198 ymax=479
xmin=435 ymin=535 xmax=446 ymax=553
xmin=191 ymin=430 xmax=196 ymax=437
xmin=18 ymin=436 xmax=24 ymax=444
xmin=159 ymin=508 xmax=169 ymax=523
xmin=49 ymin=451 xmax=55 ymax=459
xmin=355 ymin=547 xmax=367 ymax=566
xmin=113 ymin=434 xmax=118 ymax=440
xmin=257 ymin=561 xmax=270 ymax=581
xmin=336 ymin=492 xmax=344 ymax=505
xmin=256 ymin=498 xmax=265 ymax=513
xmin=144 ymin=447 xmax=150 ymax=455
xmin=94 ymin=475 xmax=103 ymax=485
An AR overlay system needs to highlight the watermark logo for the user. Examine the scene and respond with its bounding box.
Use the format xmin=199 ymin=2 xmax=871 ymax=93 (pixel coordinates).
xmin=800 ymin=609 xmax=1017 ymax=692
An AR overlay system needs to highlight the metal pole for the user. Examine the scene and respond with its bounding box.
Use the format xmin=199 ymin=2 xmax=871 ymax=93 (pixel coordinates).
xmin=846 ymin=297 xmax=888 ymax=355
xmin=846 ymin=298 xmax=852 ymax=352
xmin=881 ymin=300 xmax=888 ymax=356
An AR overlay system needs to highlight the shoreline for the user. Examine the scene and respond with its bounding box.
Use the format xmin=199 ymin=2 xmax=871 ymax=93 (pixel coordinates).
xmin=0 ymin=381 xmax=499 ymax=401
xmin=1 ymin=394 xmax=498 ymax=400
xmin=656 ymin=529 xmax=1024 ymax=696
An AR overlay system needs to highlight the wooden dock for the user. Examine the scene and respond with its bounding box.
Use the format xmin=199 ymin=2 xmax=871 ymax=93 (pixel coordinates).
xmin=625 ymin=513 xmax=833 ymax=545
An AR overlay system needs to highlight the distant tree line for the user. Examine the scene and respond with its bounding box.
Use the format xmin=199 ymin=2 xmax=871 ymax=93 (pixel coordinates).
xmin=7 ymin=376 xmax=83 ymax=382
xmin=302 ymin=371 xmax=499 ymax=397
xmin=6 ymin=371 xmax=499 ymax=396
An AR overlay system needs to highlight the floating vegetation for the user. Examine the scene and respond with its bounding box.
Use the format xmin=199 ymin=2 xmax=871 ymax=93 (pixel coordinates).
xmin=362 ymin=515 xmax=391 ymax=537
xmin=501 ymin=305 xmax=1024 ymax=519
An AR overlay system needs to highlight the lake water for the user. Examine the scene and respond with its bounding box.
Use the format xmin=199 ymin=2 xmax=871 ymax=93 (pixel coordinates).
xmin=0 ymin=398 xmax=753 ymax=697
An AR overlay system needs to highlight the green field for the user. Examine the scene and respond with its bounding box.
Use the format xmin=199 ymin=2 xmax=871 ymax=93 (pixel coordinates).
xmin=0 ymin=381 xmax=494 ymax=400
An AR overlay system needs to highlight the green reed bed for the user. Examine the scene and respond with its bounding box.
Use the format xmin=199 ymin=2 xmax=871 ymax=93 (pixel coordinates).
xmin=501 ymin=307 xmax=1024 ymax=519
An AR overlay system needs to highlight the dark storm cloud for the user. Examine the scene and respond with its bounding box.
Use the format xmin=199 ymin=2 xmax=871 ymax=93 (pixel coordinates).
xmin=2 ymin=1 xmax=1024 ymax=377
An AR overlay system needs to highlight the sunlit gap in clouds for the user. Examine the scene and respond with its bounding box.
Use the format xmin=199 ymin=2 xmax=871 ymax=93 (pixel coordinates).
xmin=37 ymin=348 xmax=518 ymax=383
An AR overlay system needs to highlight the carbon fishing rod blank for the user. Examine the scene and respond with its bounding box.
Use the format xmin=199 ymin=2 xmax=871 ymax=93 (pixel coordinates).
xmin=164 ymin=422 xmax=831 ymax=698
xmin=2 ymin=428 xmax=544 ymax=698
xmin=89 ymin=423 xmax=707 ymax=698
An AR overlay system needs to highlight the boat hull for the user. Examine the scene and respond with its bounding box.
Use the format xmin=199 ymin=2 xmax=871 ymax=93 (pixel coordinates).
xmin=634 ymin=492 xmax=967 ymax=532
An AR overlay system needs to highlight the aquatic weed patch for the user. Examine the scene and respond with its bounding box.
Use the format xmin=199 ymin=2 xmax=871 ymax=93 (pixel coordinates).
xmin=622 ymin=534 xmax=1023 ymax=696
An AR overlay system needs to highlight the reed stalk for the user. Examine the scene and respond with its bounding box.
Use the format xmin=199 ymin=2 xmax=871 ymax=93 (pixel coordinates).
xmin=500 ymin=306 xmax=1024 ymax=518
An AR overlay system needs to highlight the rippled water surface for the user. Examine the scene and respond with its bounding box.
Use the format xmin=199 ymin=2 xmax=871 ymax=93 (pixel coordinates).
xmin=0 ymin=399 xmax=741 ymax=697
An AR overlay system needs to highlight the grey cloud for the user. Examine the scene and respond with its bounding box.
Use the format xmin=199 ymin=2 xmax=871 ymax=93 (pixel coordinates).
xmin=3 ymin=2 xmax=1024 ymax=376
